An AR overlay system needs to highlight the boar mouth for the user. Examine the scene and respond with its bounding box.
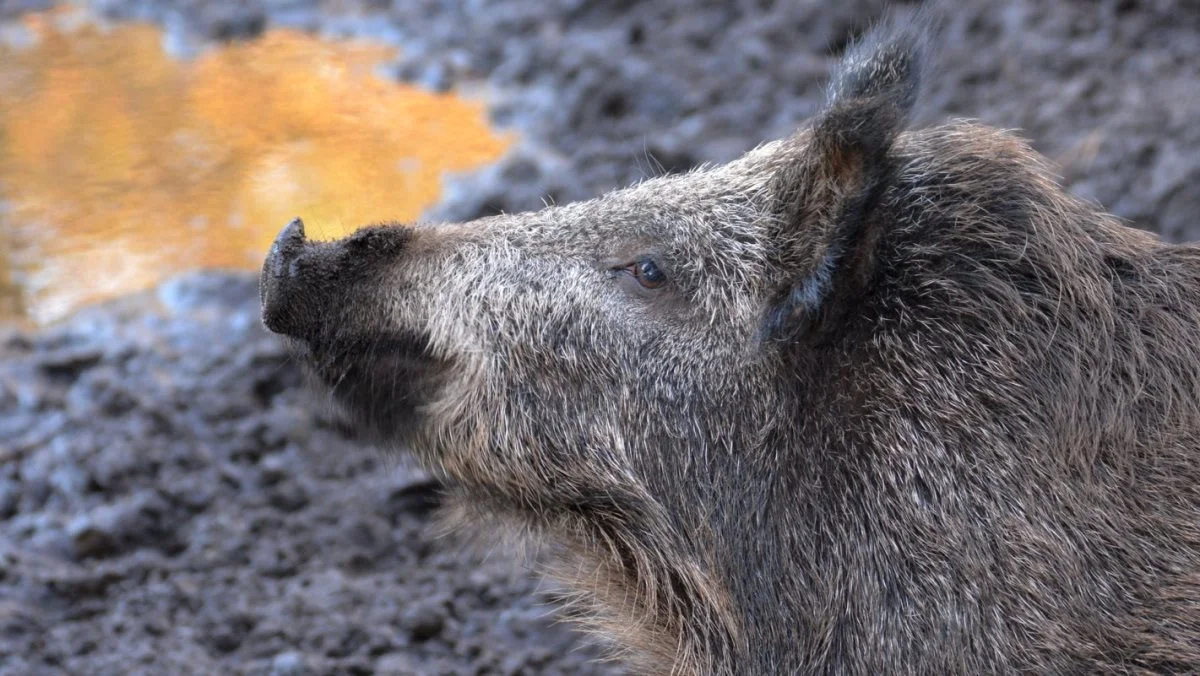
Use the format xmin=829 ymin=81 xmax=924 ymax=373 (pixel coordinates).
xmin=294 ymin=329 xmax=447 ymax=440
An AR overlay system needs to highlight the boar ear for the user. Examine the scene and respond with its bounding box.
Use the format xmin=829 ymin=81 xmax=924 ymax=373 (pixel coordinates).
xmin=762 ymin=13 xmax=930 ymax=343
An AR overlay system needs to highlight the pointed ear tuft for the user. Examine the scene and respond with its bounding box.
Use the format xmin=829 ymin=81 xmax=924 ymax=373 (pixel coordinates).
xmin=826 ymin=12 xmax=929 ymax=116
xmin=762 ymin=10 xmax=936 ymax=344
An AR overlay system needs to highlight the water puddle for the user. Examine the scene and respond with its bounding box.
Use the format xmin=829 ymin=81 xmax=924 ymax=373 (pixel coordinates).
xmin=0 ymin=8 xmax=512 ymax=325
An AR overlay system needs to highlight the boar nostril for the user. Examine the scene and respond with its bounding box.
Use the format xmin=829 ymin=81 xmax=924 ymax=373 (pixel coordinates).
xmin=268 ymin=242 xmax=286 ymax=278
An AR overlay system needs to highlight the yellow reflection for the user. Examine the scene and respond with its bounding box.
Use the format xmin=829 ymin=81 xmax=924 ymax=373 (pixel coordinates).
xmin=0 ymin=8 xmax=511 ymax=324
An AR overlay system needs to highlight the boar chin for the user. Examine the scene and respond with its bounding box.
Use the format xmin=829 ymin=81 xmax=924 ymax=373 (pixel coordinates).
xmin=294 ymin=329 xmax=446 ymax=443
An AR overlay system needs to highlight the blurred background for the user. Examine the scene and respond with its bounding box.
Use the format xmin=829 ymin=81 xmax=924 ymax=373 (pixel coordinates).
xmin=0 ymin=1 xmax=1196 ymax=674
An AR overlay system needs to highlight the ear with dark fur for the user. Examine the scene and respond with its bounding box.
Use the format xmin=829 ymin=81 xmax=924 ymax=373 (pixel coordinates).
xmin=762 ymin=13 xmax=930 ymax=343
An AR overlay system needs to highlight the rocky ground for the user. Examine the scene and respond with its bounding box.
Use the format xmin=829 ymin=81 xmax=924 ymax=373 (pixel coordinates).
xmin=2 ymin=0 xmax=1198 ymax=674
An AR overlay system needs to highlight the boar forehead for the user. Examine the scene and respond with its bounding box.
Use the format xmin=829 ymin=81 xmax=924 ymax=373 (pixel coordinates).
xmin=411 ymin=142 xmax=791 ymax=329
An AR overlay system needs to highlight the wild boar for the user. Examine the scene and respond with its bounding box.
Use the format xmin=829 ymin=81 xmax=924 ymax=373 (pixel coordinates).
xmin=260 ymin=15 xmax=1200 ymax=675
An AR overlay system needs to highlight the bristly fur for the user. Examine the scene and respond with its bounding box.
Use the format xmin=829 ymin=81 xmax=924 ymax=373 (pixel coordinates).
xmin=262 ymin=9 xmax=1200 ymax=675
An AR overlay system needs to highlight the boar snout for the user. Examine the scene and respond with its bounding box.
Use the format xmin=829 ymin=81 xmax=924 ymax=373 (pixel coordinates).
xmin=260 ymin=217 xmax=412 ymax=339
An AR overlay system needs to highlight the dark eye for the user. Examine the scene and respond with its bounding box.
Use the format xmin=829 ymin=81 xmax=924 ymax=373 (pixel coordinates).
xmin=629 ymin=257 xmax=666 ymax=289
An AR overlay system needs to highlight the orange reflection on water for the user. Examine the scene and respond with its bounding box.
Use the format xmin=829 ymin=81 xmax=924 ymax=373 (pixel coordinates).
xmin=0 ymin=9 xmax=511 ymax=324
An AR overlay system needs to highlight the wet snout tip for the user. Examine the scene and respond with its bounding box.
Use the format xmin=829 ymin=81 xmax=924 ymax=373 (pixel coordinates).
xmin=275 ymin=217 xmax=307 ymax=253
xmin=281 ymin=217 xmax=306 ymax=242
xmin=266 ymin=217 xmax=307 ymax=277
xmin=261 ymin=217 xmax=312 ymax=335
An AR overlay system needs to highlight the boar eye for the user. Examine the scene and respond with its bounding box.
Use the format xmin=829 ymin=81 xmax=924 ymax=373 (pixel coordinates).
xmin=629 ymin=257 xmax=666 ymax=289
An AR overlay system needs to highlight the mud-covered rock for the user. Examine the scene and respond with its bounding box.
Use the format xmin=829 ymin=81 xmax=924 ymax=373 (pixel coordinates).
xmin=65 ymin=489 xmax=178 ymax=560
xmin=401 ymin=599 xmax=447 ymax=642
xmin=267 ymin=650 xmax=310 ymax=676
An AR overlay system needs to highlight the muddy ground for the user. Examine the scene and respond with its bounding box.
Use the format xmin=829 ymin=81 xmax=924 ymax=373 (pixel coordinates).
xmin=2 ymin=1 xmax=1199 ymax=674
